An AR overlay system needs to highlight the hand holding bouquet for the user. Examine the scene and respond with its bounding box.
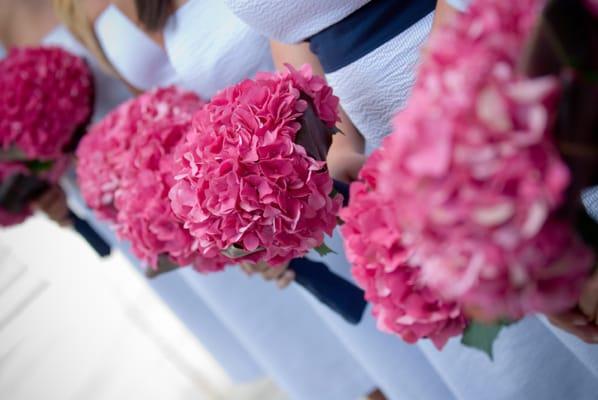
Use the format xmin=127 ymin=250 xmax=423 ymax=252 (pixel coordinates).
xmin=170 ymin=65 xmax=367 ymax=323
xmin=170 ymin=65 xmax=343 ymax=266
xmin=342 ymin=0 xmax=596 ymax=355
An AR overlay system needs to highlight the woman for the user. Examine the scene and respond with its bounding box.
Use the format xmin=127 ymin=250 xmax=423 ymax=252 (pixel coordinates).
xmin=38 ymin=17 xmax=267 ymax=387
xmin=223 ymin=0 xmax=598 ymax=398
xmin=54 ymin=1 xmax=379 ymax=399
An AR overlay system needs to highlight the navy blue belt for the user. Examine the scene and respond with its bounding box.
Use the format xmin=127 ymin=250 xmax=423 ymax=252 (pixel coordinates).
xmin=308 ymin=0 xmax=436 ymax=73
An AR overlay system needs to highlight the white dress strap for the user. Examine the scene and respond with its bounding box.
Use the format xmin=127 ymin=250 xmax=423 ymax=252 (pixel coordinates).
xmin=94 ymin=5 xmax=178 ymax=90
xmin=164 ymin=0 xmax=273 ymax=99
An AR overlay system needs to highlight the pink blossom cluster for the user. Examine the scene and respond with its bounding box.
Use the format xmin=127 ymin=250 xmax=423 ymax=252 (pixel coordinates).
xmin=377 ymin=0 xmax=593 ymax=320
xmin=0 ymin=46 xmax=93 ymax=159
xmin=341 ymin=151 xmax=466 ymax=348
xmin=585 ymin=0 xmax=598 ymax=16
xmin=77 ymin=87 xmax=226 ymax=271
xmin=76 ymin=98 xmax=135 ymax=222
xmin=170 ymin=65 xmax=342 ymax=266
xmin=114 ymin=88 xmax=228 ymax=271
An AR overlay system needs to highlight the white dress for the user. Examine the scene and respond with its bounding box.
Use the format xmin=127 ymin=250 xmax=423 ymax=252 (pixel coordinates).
xmin=94 ymin=4 xmax=377 ymax=398
xmin=225 ymin=1 xmax=598 ymax=399
xmin=42 ymin=26 xmax=264 ymax=384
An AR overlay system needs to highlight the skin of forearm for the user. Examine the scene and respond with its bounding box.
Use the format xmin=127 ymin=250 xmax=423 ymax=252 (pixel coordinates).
xmin=270 ymin=40 xmax=365 ymax=166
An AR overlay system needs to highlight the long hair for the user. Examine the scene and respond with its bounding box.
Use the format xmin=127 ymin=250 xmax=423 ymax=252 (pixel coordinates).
xmin=52 ymin=0 xmax=118 ymax=76
xmin=134 ymin=0 xmax=174 ymax=31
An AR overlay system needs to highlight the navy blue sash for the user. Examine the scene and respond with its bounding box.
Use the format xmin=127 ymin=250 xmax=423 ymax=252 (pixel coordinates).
xmin=288 ymin=180 xmax=367 ymax=325
xmin=308 ymin=0 xmax=436 ymax=73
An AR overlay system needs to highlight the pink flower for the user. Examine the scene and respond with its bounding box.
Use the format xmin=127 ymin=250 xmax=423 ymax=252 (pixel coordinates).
xmin=377 ymin=0 xmax=593 ymax=320
xmin=77 ymin=87 xmax=226 ymax=271
xmin=76 ymin=101 xmax=135 ymax=222
xmin=170 ymin=65 xmax=342 ymax=266
xmin=341 ymin=151 xmax=466 ymax=349
xmin=585 ymin=0 xmax=598 ymax=16
xmin=0 ymin=46 xmax=93 ymax=160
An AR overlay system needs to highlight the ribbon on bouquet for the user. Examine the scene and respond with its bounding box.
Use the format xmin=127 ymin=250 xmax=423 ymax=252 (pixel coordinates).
xmin=0 ymin=173 xmax=111 ymax=257
xmin=285 ymin=179 xmax=367 ymax=325
xmin=224 ymin=179 xmax=367 ymax=324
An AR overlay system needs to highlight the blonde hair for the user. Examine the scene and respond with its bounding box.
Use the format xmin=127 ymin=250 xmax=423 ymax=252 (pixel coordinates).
xmin=52 ymin=0 xmax=118 ymax=77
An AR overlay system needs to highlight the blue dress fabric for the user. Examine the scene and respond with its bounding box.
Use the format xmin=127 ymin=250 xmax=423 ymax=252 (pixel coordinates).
xmin=308 ymin=0 xmax=436 ymax=73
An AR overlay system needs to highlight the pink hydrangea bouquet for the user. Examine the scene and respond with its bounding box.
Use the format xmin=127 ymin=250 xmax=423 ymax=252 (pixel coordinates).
xmin=0 ymin=46 xmax=93 ymax=226
xmin=340 ymin=150 xmax=466 ymax=349
xmin=0 ymin=46 xmax=93 ymax=160
xmin=342 ymin=0 xmax=595 ymax=355
xmin=170 ymin=65 xmax=343 ymax=266
xmin=77 ymin=87 xmax=226 ymax=272
xmin=378 ymin=0 xmax=593 ymax=322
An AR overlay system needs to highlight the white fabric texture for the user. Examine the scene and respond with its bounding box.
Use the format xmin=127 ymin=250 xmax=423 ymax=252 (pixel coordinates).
xmin=222 ymin=0 xmax=370 ymax=43
xmin=326 ymin=12 xmax=434 ymax=154
xmin=94 ymin=5 xmax=179 ymax=90
xmin=164 ymin=0 xmax=274 ymax=99
xmin=44 ymin=26 xmax=264 ymax=384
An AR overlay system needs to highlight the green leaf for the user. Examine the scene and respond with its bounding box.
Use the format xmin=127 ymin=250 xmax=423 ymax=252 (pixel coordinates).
xmin=461 ymin=321 xmax=507 ymax=360
xmin=26 ymin=160 xmax=54 ymax=173
xmin=314 ymin=242 xmax=336 ymax=257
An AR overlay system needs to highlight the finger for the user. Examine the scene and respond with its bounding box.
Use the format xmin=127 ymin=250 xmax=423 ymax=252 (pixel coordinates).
xmin=47 ymin=202 xmax=70 ymax=224
xmin=263 ymin=262 xmax=290 ymax=281
xmin=277 ymin=270 xmax=295 ymax=289
xmin=579 ymin=275 xmax=598 ymax=322
xmin=262 ymin=266 xmax=283 ymax=281
xmin=549 ymin=313 xmax=598 ymax=343
xmin=254 ymin=262 xmax=271 ymax=273
xmin=32 ymin=189 xmax=58 ymax=209
xmin=239 ymin=263 xmax=255 ymax=276
xmin=57 ymin=214 xmax=72 ymax=227
xmin=551 ymin=310 xmax=591 ymax=326
xmin=46 ymin=198 xmax=68 ymax=216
